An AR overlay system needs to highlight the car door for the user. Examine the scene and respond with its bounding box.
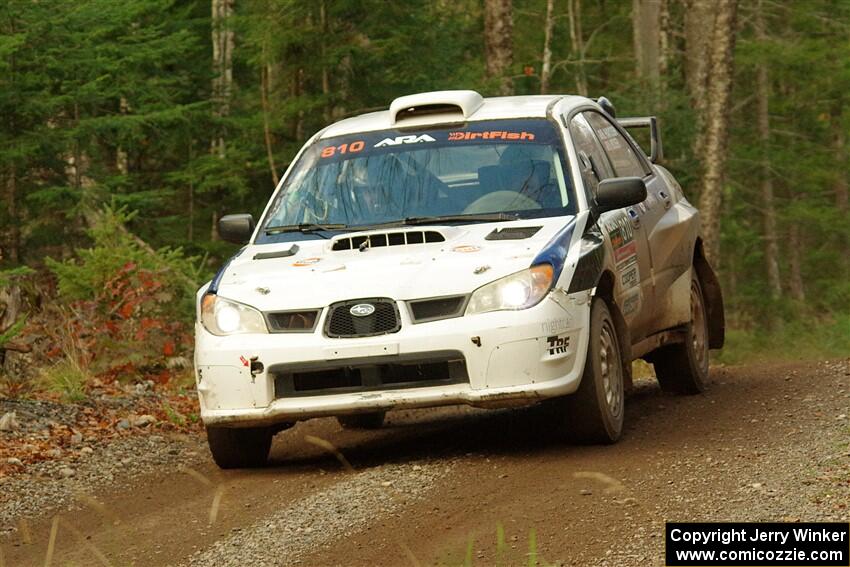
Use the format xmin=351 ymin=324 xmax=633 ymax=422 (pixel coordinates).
xmin=580 ymin=110 xmax=667 ymax=341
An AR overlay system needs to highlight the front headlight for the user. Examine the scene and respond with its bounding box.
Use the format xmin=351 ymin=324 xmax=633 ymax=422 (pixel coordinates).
xmin=466 ymin=264 xmax=555 ymax=315
xmin=201 ymin=294 xmax=268 ymax=336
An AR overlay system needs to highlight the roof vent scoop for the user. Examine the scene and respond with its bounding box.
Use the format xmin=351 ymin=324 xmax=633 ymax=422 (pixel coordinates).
xmin=390 ymin=90 xmax=484 ymax=125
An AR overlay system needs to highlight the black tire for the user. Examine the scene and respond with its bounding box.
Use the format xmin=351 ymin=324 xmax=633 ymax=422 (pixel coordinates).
xmin=558 ymin=297 xmax=625 ymax=444
xmin=336 ymin=411 xmax=386 ymax=430
xmin=206 ymin=425 xmax=273 ymax=469
xmin=652 ymin=273 xmax=710 ymax=395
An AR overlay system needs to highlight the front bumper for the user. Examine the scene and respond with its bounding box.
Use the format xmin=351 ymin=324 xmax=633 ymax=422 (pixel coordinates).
xmin=195 ymin=290 xmax=591 ymax=427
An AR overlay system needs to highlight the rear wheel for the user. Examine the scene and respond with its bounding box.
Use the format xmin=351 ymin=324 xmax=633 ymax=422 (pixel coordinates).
xmin=557 ymin=297 xmax=625 ymax=444
xmin=652 ymin=273 xmax=710 ymax=394
xmin=206 ymin=426 xmax=273 ymax=469
xmin=336 ymin=411 xmax=386 ymax=430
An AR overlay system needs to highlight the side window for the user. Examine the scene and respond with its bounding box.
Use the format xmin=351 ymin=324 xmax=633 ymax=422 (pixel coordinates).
xmin=569 ymin=113 xmax=612 ymax=198
xmin=584 ymin=111 xmax=647 ymax=178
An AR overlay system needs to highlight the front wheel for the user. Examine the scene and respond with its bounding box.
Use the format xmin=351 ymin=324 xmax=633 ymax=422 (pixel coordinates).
xmin=206 ymin=426 xmax=273 ymax=469
xmin=652 ymin=273 xmax=710 ymax=395
xmin=554 ymin=297 xmax=625 ymax=444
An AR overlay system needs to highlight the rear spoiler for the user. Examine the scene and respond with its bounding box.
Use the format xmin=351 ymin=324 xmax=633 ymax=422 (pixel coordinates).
xmin=618 ymin=116 xmax=663 ymax=163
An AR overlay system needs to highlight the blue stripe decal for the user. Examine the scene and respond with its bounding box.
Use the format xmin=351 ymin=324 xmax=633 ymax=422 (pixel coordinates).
xmin=207 ymin=247 xmax=245 ymax=294
xmin=531 ymin=218 xmax=576 ymax=281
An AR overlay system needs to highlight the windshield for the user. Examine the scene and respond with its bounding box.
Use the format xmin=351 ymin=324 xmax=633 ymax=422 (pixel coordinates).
xmin=257 ymin=119 xmax=575 ymax=243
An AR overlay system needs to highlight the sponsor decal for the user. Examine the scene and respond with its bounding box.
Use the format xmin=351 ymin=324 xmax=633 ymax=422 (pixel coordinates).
xmin=473 ymin=265 xmax=491 ymax=274
xmin=239 ymin=356 xmax=250 ymax=367
xmin=320 ymin=140 xmax=366 ymax=158
xmin=606 ymin=216 xmax=641 ymax=290
xmin=541 ymin=317 xmax=572 ymax=335
xmin=349 ymin=303 xmax=376 ymax=317
xmin=621 ymin=264 xmax=639 ymax=289
xmin=622 ymin=293 xmax=640 ymax=316
xmin=452 ymin=245 xmax=481 ymax=253
xmin=447 ymin=131 xmax=536 ymax=142
xmin=546 ymin=335 xmax=570 ymax=356
xmin=292 ymin=257 xmax=322 ymax=267
xmin=374 ymin=134 xmax=436 ymax=148
xmin=606 ymin=215 xmax=635 ymax=250
xmin=614 ymin=240 xmax=638 ymax=264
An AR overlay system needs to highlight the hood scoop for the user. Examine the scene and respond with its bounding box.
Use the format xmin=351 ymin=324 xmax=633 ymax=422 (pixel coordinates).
xmin=331 ymin=230 xmax=445 ymax=251
xmin=485 ymin=226 xmax=541 ymax=240
xmin=253 ymin=244 xmax=299 ymax=260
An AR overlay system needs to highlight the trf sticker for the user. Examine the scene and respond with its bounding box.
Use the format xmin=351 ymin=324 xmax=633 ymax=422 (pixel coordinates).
xmin=546 ymin=335 xmax=570 ymax=356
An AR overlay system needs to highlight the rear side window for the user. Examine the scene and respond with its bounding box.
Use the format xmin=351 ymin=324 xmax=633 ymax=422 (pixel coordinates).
xmin=583 ymin=112 xmax=647 ymax=178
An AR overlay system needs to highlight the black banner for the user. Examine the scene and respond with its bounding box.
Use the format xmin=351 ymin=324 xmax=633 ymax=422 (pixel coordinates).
xmin=666 ymin=522 xmax=849 ymax=566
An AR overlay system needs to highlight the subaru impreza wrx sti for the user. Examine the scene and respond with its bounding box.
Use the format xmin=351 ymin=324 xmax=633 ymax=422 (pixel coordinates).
xmin=194 ymin=90 xmax=725 ymax=468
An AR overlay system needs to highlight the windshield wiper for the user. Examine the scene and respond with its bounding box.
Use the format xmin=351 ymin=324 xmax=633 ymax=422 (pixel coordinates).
xmin=402 ymin=213 xmax=519 ymax=225
xmin=349 ymin=213 xmax=518 ymax=231
xmin=264 ymin=223 xmax=348 ymax=236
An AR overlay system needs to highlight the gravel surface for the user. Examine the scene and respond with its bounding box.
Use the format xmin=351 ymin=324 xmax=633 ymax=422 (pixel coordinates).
xmin=0 ymin=432 xmax=206 ymax=533
xmin=184 ymin=460 xmax=454 ymax=567
xmin=589 ymin=359 xmax=850 ymax=567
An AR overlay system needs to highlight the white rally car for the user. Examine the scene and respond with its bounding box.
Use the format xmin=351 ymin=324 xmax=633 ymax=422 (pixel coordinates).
xmin=195 ymin=90 xmax=724 ymax=468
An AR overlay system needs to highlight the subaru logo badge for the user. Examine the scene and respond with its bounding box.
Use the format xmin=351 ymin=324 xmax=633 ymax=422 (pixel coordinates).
xmin=349 ymin=303 xmax=375 ymax=317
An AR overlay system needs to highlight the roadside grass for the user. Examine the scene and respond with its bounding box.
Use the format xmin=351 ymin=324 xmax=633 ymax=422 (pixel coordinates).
xmin=161 ymin=400 xmax=187 ymax=426
xmin=40 ymin=359 xmax=89 ymax=402
xmin=422 ymin=523 xmax=556 ymax=567
xmin=37 ymin=316 xmax=93 ymax=402
xmin=715 ymin=316 xmax=850 ymax=366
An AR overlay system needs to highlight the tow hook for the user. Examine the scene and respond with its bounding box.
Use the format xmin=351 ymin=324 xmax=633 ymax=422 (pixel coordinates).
xmin=249 ymin=357 xmax=264 ymax=377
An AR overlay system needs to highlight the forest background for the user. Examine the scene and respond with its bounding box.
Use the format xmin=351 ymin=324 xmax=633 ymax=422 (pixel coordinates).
xmin=0 ymin=0 xmax=847 ymax=398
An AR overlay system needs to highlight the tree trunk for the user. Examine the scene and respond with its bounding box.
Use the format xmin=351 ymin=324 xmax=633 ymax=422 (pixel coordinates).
xmin=683 ymin=0 xmax=715 ymax=158
xmin=788 ymin=222 xmax=805 ymax=302
xmin=3 ymin=169 xmax=19 ymax=264
xmin=540 ymin=0 xmax=555 ymax=94
xmin=834 ymin=106 xmax=848 ymax=212
xmin=0 ymin=285 xmax=22 ymax=335
xmin=695 ymin=0 xmax=738 ymax=266
xmin=484 ymin=0 xmax=513 ymax=95
xmin=188 ymin=141 xmax=195 ymax=242
xmin=116 ymin=96 xmax=129 ymax=175
xmin=260 ymin=45 xmax=279 ymax=186
xmin=211 ymin=209 xmax=220 ymax=241
xmin=755 ymin=0 xmax=781 ymax=300
xmin=320 ymin=0 xmax=331 ymax=123
xmin=296 ymin=67 xmax=305 ymax=141
xmin=211 ymin=0 xmax=234 ymax=158
xmin=658 ymin=0 xmax=670 ymax=78
xmin=2 ymin=16 xmax=20 ymax=265
xmin=632 ymin=0 xmax=661 ymax=88
xmin=567 ymin=0 xmax=588 ymax=96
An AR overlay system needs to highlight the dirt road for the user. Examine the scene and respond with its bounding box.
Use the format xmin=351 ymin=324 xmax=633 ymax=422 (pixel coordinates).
xmin=2 ymin=360 xmax=848 ymax=566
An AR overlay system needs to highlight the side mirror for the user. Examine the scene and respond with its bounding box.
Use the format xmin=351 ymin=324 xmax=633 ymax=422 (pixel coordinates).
xmin=595 ymin=177 xmax=647 ymax=213
xmin=218 ymin=214 xmax=255 ymax=244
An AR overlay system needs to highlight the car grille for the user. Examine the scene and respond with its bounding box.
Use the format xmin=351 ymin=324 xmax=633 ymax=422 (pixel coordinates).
xmin=408 ymin=295 xmax=467 ymax=323
xmin=325 ymin=298 xmax=401 ymax=338
xmin=270 ymin=351 xmax=468 ymax=397
xmin=265 ymin=309 xmax=320 ymax=333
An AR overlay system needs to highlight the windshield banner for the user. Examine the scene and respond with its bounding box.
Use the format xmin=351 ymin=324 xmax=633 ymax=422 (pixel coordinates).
xmin=315 ymin=119 xmax=562 ymax=163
